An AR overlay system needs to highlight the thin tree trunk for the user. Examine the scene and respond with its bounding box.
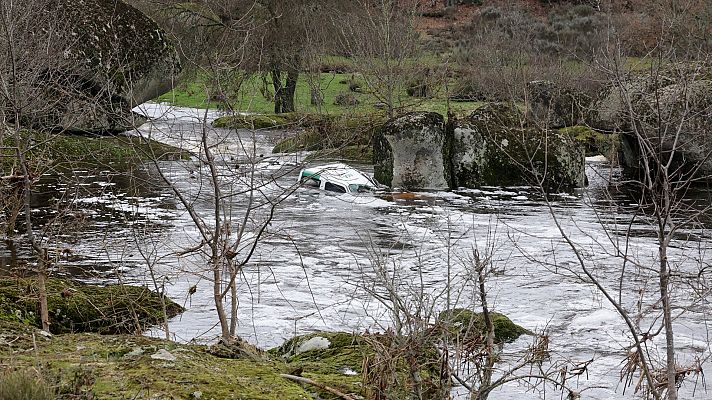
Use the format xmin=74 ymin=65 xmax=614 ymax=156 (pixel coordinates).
xmin=272 ymin=67 xmax=284 ymax=114
xmin=37 ymin=252 xmax=49 ymax=332
xmin=473 ymin=252 xmax=495 ymax=400
xmin=13 ymin=122 xmax=50 ymax=332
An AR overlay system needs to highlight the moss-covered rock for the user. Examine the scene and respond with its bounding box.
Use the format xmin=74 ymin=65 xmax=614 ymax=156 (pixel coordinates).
xmin=271 ymin=331 xmax=449 ymax=399
xmin=1 ymin=129 xmax=188 ymax=171
xmin=438 ymin=308 xmax=532 ymax=343
xmin=212 ymin=113 xmax=295 ymax=130
xmin=453 ymin=103 xmax=586 ymax=190
xmin=560 ymin=125 xmax=620 ymax=159
xmin=304 ymin=145 xmax=373 ymax=163
xmin=271 ymin=113 xmax=384 ymax=156
xmin=10 ymin=0 xmax=180 ymax=134
xmin=0 ymin=277 xmax=183 ymax=335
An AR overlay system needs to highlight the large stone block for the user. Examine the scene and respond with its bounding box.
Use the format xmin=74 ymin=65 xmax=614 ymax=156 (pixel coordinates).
xmin=453 ymin=103 xmax=586 ymax=190
xmin=374 ymin=112 xmax=451 ymax=190
xmin=525 ymin=80 xmax=587 ymax=129
xmin=587 ymin=65 xmax=712 ymax=177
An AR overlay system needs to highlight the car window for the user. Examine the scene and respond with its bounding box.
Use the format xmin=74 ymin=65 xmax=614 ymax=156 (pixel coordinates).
xmin=302 ymin=177 xmax=320 ymax=187
xmin=349 ymin=184 xmax=372 ymax=193
xmin=324 ymin=182 xmax=346 ymax=193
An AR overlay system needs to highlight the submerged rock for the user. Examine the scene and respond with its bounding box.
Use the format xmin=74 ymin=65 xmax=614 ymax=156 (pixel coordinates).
xmin=374 ymin=112 xmax=451 ymax=190
xmin=9 ymin=0 xmax=180 ymax=134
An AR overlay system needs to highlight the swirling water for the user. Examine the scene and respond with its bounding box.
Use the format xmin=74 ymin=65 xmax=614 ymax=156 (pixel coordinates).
xmin=3 ymin=103 xmax=711 ymax=399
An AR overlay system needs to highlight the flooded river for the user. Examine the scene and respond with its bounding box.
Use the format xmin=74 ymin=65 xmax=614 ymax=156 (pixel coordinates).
xmin=2 ymin=103 xmax=711 ymax=399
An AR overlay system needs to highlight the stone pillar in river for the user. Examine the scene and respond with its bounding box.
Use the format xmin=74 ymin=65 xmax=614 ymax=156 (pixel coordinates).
xmin=373 ymin=104 xmax=586 ymax=191
xmin=374 ymin=112 xmax=452 ymax=190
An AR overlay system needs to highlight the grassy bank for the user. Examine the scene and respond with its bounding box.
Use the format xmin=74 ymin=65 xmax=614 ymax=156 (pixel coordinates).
xmin=1 ymin=130 xmax=189 ymax=172
xmin=157 ymin=71 xmax=481 ymax=116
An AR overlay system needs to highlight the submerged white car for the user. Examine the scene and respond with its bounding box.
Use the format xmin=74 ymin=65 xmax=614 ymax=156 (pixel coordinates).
xmin=298 ymin=163 xmax=379 ymax=193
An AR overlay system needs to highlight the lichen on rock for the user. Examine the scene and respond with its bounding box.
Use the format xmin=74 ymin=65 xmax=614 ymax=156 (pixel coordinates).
xmin=452 ymin=103 xmax=586 ymax=190
xmin=374 ymin=111 xmax=451 ymax=190
xmin=10 ymin=0 xmax=180 ymax=134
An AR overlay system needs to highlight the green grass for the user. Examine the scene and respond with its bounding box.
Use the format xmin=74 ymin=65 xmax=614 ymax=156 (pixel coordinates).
xmin=157 ymin=71 xmax=481 ymax=117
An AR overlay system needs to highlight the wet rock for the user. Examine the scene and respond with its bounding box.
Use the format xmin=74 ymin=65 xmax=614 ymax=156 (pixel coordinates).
xmin=374 ymin=112 xmax=451 ymax=190
xmin=11 ymin=0 xmax=180 ymax=134
xmin=452 ymin=103 xmax=586 ymax=190
xmin=437 ymin=308 xmax=532 ymax=343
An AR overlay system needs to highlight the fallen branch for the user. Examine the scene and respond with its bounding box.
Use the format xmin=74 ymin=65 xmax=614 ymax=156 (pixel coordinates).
xmin=1 ymin=175 xmax=26 ymax=181
xmin=280 ymin=373 xmax=358 ymax=400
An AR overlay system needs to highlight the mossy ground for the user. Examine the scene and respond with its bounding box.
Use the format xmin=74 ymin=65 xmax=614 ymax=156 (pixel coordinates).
xmin=270 ymin=332 xmax=366 ymax=397
xmin=0 ymin=324 xmax=313 ymax=400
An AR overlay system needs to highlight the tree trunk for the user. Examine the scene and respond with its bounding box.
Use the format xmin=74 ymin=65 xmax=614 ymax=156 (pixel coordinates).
xmin=272 ymin=66 xmax=284 ymax=114
xmin=272 ymin=65 xmax=298 ymax=114
xmin=659 ymin=227 xmax=677 ymax=399
xmin=283 ymin=68 xmax=298 ymax=113
xmin=38 ymin=255 xmax=50 ymax=332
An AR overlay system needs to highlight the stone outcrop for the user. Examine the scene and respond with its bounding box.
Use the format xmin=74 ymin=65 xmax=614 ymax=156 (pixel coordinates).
xmin=454 ymin=103 xmax=586 ymax=190
xmin=525 ymin=80 xmax=587 ymax=129
xmin=587 ymin=65 xmax=712 ymax=176
xmin=374 ymin=112 xmax=452 ymax=190
xmin=13 ymin=0 xmax=180 ymax=133
xmin=373 ymin=105 xmax=586 ymax=191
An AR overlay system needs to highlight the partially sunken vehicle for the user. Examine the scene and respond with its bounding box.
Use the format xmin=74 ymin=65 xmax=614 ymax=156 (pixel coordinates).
xmin=298 ymin=163 xmax=379 ymax=194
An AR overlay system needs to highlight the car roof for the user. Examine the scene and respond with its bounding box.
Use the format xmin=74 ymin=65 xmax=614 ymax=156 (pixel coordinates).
xmin=301 ymin=163 xmax=376 ymax=188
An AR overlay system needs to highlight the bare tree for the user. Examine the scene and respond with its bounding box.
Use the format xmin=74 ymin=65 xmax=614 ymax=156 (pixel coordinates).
xmin=332 ymin=0 xmax=431 ymax=118
xmin=0 ymin=0 xmax=75 ymax=331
